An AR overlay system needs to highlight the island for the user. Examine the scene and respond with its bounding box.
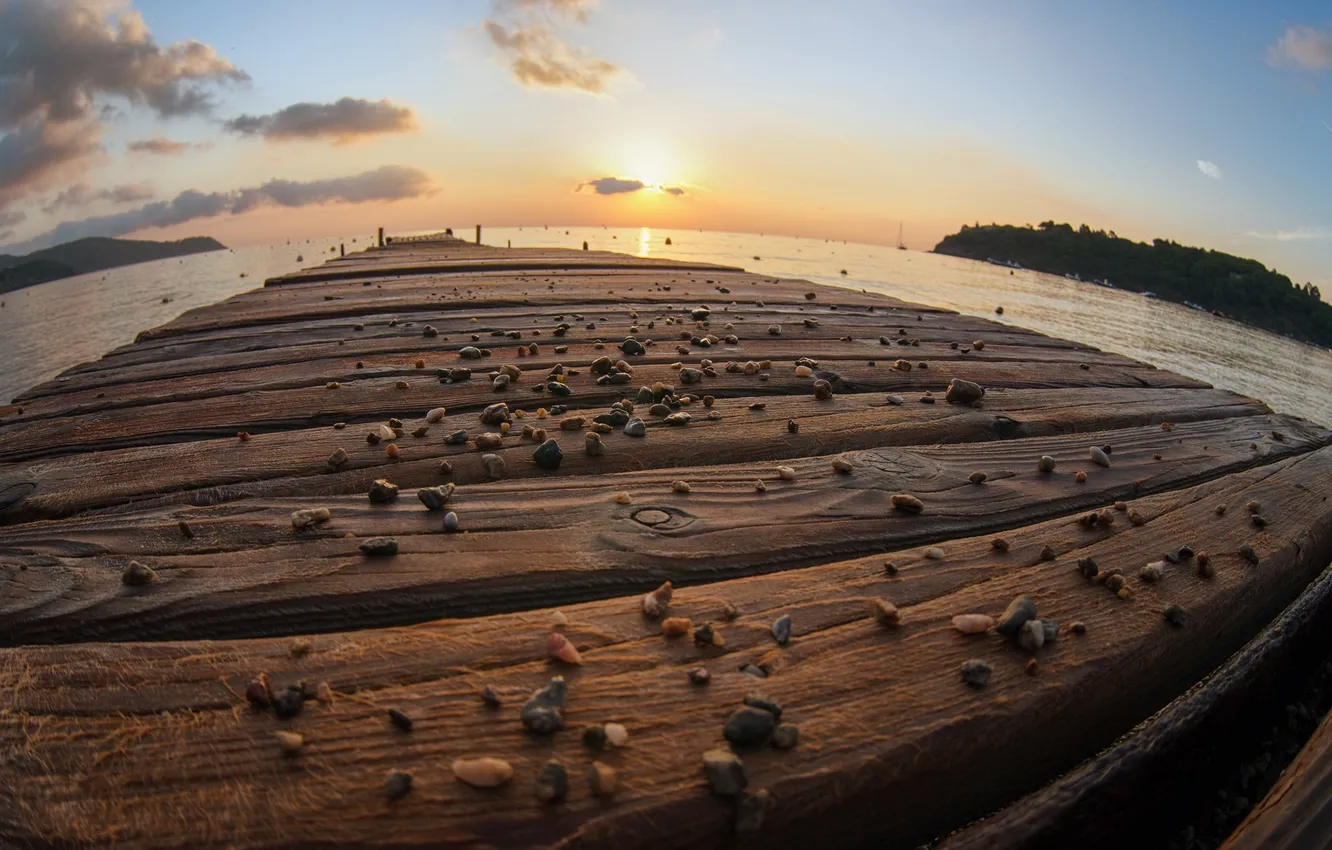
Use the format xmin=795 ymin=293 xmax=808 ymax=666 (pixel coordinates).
xmin=0 ymin=236 xmax=226 ymax=295
xmin=933 ymin=222 xmax=1332 ymax=348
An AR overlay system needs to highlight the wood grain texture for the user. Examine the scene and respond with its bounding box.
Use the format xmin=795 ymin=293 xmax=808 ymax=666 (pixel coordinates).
xmin=4 ymin=447 xmax=1332 ymax=849
xmin=1 ymin=238 xmax=1329 ymax=849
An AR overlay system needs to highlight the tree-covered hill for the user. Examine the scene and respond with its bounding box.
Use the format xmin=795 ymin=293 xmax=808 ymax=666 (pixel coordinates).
xmin=934 ymin=222 xmax=1330 ymax=347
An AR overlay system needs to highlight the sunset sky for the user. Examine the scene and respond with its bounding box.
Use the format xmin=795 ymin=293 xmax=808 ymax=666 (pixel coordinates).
xmin=1 ymin=0 xmax=1330 ymax=289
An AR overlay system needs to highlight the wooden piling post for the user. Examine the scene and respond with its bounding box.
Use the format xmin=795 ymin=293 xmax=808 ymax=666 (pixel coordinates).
xmin=339 ymin=244 xmax=345 ymax=257
xmin=582 ymin=241 xmax=589 ymax=251
xmin=377 ymin=227 xmax=384 ymax=248
xmin=475 ymin=225 xmax=481 ymax=245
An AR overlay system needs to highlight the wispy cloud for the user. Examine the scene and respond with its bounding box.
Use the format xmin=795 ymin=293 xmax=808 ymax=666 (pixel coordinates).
xmin=483 ymin=0 xmax=621 ymax=94
xmin=576 ymin=177 xmax=688 ymax=196
xmin=223 ymin=97 xmax=418 ymax=144
xmin=1267 ymin=25 xmax=1332 ymax=71
xmin=42 ymin=181 xmax=154 ymax=213
xmin=1246 ymin=226 xmax=1332 ymax=242
xmin=1196 ymin=160 xmax=1223 ymax=180
xmin=3 ymin=165 xmax=435 ymax=253
xmin=127 ymin=137 xmax=213 ymax=156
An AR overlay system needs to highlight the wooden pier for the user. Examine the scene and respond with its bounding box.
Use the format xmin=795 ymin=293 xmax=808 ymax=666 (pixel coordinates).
xmin=2 ymin=237 xmax=1331 ymax=848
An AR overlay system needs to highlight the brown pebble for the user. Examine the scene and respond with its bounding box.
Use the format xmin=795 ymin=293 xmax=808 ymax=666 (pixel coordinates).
xmin=589 ymin=761 xmax=618 ymax=797
xmin=1240 ymin=544 xmax=1259 ymax=565
xmin=890 ymin=493 xmax=924 ymax=514
xmin=721 ymin=601 xmax=740 ymax=620
xmin=1161 ymin=422 xmax=1174 ymax=432
xmin=275 ymin=730 xmax=304 ymax=754
xmin=1252 ymin=514 xmax=1268 ymax=528
xmin=787 ymin=419 xmax=799 ymax=434
xmin=1039 ymin=545 xmax=1056 ymax=561
xmin=661 ymin=617 xmax=691 ymax=638
xmin=870 ymin=598 xmax=901 ymax=627
xmin=991 ymin=537 xmax=1010 ymax=553
xmin=1105 ymin=574 xmax=1126 ymax=592
xmin=1127 ymin=508 xmax=1146 ymax=526
xmin=969 ymin=471 xmax=987 ymax=485
xmin=1114 ymin=501 xmax=1128 ymax=511
xmin=385 ymin=443 xmax=400 ymax=459
xmin=688 ymin=667 xmax=711 ymax=686
xmin=122 ymin=561 xmax=156 ymax=586
xmin=1215 ymin=504 xmax=1227 ymax=516
xmin=1075 ymin=471 xmax=1087 ymax=483
xmin=1164 ymin=604 xmax=1188 ymax=627
xmin=1069 ymin=621 xmax=1087 ymax=635
xmin=1196 ymin=552 xmax=1215 ymax=578
xmin=1025 ymin=658 xmax=1038 ymax=676
xmin=546 ymin=632 xmax=582 ymax=665
xmin=237 ymin=431 xmax=251 ymax=442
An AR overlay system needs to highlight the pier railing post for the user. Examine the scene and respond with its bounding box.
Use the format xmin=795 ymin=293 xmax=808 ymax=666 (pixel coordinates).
xmin=377 ymin=227 xmax=384 ymax=248
xmin=475 ymin=225 xmax=481 ymax=245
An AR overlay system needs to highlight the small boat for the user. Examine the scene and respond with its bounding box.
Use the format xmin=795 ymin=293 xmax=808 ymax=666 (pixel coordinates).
xmin=897 ymin=222 xmax=907 ymax=251
xmin=1065 ymin=273 xmax=1082 ymax=282
xmin=295 ymin=254 xmax=303 ymax=262
xmin=1142 ymin=291 xmax=1157 ymax=299
xmin=1184 ymin=301 xmax=1207 ymax=312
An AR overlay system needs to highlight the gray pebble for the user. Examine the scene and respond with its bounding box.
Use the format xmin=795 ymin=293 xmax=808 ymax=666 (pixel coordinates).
xmin=724 ymin=707 xmax=776 ymax=747
xmin=961 ymin=659 xmax=991 ymax=688
xmin=359 ymin=537 xmax=399 ymax=557
xmin=771 ymin=614 xmax=792 ymax=646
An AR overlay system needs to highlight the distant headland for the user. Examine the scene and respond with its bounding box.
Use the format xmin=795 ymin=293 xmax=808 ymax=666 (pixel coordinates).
xmin=933 ymin=222 xmax=1331 ymax=348
xmin=0 ymin=236 xmax=226 ymax=295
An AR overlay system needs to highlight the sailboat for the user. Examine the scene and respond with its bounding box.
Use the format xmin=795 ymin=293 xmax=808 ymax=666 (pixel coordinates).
xmin=896 ymin=222 xmax=907 ymax=251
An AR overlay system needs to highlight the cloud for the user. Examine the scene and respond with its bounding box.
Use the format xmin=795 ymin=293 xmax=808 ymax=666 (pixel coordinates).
xmin=127 ymin=136 xmax=212 ymax=155
xmin=223 ymin=97 xmax=418 ymax=143
xmin=3 ymin=165 xmax=435 ymax=253
xmin=580 ymin=176 xmax=645 ymax=195
xmin=42 ymin=181 xmax=154 ymax=212
xmin=576 ymin=177 xmax=688 ymax=196
xmin=1196 ymin=160 xmax=1223 ymax=180
xmin=0 ymin=0 xmax=245 ymax=210
xmin=1267 ymin=25 xmax=1332 ymax=71
xmin=484 ymin=21 xmax=621 ymax=93
xmin=1246 ymin=226 xmax=1332 ymax=242
xmin=0 ymin=119 xmax=103 ymax=208
xmin=0 ymin=208 xmax=25 ymax=241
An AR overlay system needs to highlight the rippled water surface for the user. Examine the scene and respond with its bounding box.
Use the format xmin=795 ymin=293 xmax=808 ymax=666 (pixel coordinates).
xmin=2 ymin=227 xmax=1329 ymax=427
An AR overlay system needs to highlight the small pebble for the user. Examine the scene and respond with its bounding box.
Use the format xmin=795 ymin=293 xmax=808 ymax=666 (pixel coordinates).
xmin=671 ymin=480 xmax=691 ymax=493
xmin=1089 ymin=446 xmax=1112 ymax=468
xmin=359 ymin=537 xmax=398 ymax=557
xmin=1070 ymin=621 xmax=1087 ymax=635
xmin=1240 ymin=544 xmax=1259 ymax=565
xmin=703 ymin=749 xmax=748 ymax=796
xmin=443 ymin=511 xmax=459 ymax=532
xmin=693 ymin=623 xmax=725 ymax=647
xmin=1164 ymin=604 xmax=1188 ymax=628
xmin=546 ymin=632 xmax=582 ymax=665
xmin=1075 ymin=471 xmax=1088 ymax=483
xmin=870 ymin=598 xmax=901 ymax=627
xmin=1128 ymin=508 xmax=1146 ymax=526
xmin=1026 ymin=658 xmax=1039 ymax=676
xmin=724 ymin=707 xmax=777 ymax=747
xmin=275 ymin=730 xmax=304 ymax=754
xmin=534 ymin=759 xmax=569 ymax=803
xmin=952 ymin=614 xmax=994 ymax=634
xmin=388 ymin=708 xmax=413 ymax=732
xmin=969 ymin=471 xmax=987 ymax=485
xmin=721 ymin=601 xmax=740 ymax=620
xmin=480 ymin=685 xmax=501 ymax=707
xmin=771 ymin=614 xmax=792 ymax=646
xmin=643 ymin=581 xmax=673 ymax=618
xmin=291 ymin=507 xmax=331 ymax=530
xmin=772 ymin=724 xmax=800 ymax=750
xmin=1252 ymin=514 xmax=1268 ymax=528
xmin=662 ymin=616 xmax=691 ymax=638
xmin=961 ymin=659 xmax=991 ymax=688
xmin=551 ymin=610 xmax=568 ymax=626
xmin=1140 ymin=562 xmax=1165 ymax=583
xmin=368 ymin=478 xmax=399 ymax=503
xmin=246 ymin=673 xmax=273 ymax=708
xmin=386 ymin=769 xmax=413 ymax=800
xmin=452 ymin=757 xmax=514 ymax=788
xmin=688 ymin=666 xmax=711 ymax=686
xmin=122 ymin=561 xmax=156 ymax=586
xmin=1077 ymin=557 xmax=1099 ymax=579
xmin=777 ymin=466 xmax=797 ymax=481
xmin=624 ymin=418 xmax=647 ymax=437
xmin=533 ymin=438 xmax=563 ymax=470
xmin=521 ymin=676 xmax=567 ymax=734
xmin=945 ymin=378 xmax=985 ymax=404
xmin=991 ymin=537 xmax=1010 ymax=553
xmin=385 ymin=443 xmax=400 ymax=459
xmin=605 ymin=722 xmax=629 ymax=748
xmin=832 ymin=457 xmax=854 ymax=474
xmin=1039 ymin=545 xmax=1056 ymax=561
xmin=426 ymin=407 xmax=447 ymax=423
xmin=1018 ymin=619 xmax=1045 ymax=651
xmin=1038 ymin=455 xmax=1057 ymax=473
xmin=995 ymin=595 xmax=1038 ymax=638
xmin=890 ymin=493 xmax=924 ymax=514
xmin=924 ymin=546 xmax=945 ymax=560
xmin=589 ymin=761 xmax=619 ymax=797
xmin=290 ymin=637 xmax=311 ymax=658
xmin=1197 ymin=552 xmax=1214 ymax=577
xmin=615 ymin=492 xmax=633 ymax=504
xmin=482 ymin=453 xmax=506 ymax=479
xmin=417 ymin=483 xmax=455 ymax=511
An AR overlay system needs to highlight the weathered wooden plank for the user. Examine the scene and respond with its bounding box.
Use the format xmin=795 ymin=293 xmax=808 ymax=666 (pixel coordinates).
xmin=8 ymin=341 xmax=1144 ymax=424
xmin=1 ymin=414 xmax=1321 ymax=643
xmin=0 ymin=387 xmax=1269 ymax=524
xmin=939 ymin=562 xmax=1332 ymax=850
xmin=17 ymin=310 xmax=1082 ymax=402
xmin=4 ymin=446 xmax=1332 ymax=849
xmin=0 ymin=357 xmax=1210 ymax=462
xmin=1222 ymin=701 xmax=1332 ymax=849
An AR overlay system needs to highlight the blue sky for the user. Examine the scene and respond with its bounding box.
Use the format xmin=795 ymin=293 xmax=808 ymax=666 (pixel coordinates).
xmin=1 ymin=0 xmax=1329 ymax=289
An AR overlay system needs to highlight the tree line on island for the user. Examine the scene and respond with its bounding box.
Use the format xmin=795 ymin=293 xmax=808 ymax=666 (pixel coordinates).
xmin=933 ymin=222 xmax=1331 ymax=348
xmin=0 ymin=236 xmax=226 ymax=295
